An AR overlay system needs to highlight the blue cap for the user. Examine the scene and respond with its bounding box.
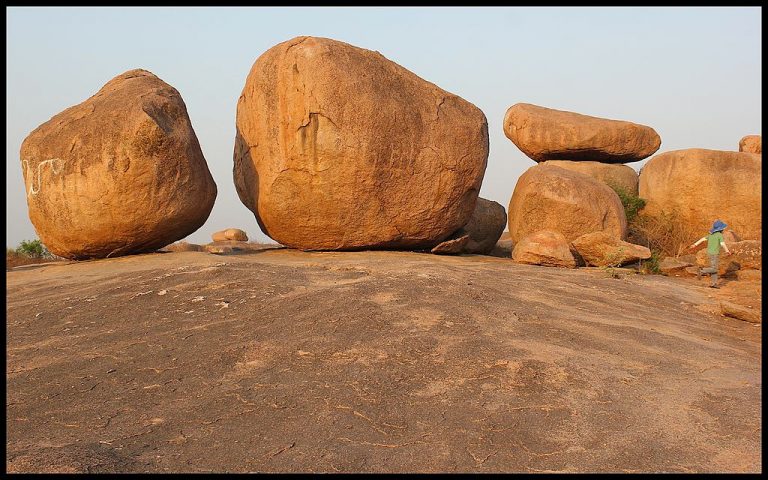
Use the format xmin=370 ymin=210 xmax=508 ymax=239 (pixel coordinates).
xmin=709 ymin=219 xmax=727 ymax=234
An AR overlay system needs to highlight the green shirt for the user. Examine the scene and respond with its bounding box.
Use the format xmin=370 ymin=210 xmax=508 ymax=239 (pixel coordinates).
xmin=707 ymin=231 xmax=725 ymax=255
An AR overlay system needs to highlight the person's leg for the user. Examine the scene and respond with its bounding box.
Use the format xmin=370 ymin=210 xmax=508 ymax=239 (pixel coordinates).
xmin=709 ymin=254 xmax=719 ymax=287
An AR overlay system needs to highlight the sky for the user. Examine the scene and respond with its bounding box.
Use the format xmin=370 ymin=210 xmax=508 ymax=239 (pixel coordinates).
xmin=6 ymin=6 xmax=762 ymax=248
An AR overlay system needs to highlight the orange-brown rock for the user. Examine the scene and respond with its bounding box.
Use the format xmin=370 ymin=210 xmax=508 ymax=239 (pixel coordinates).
xmin=696 ymin=240 xmax=760 ymax=271
xmin=738 ymin=135 xmax=761 ymax=154
xmin=431 ymin=233 xmax=470 ymax=255
xmin=462 ymin=198 xmax=507 ymax=254
xmin=511 ymin=230 xmax=576 ymax=268
xmin=234 ymin=36 xmax=488 ymax=251
xmin=161 ymin=242 xmax=205 ymax=253
xmin=638 ymin=149 xmax=762 ymax=241
xmin=507 ymin=164 xmax=627 ymax=244
xmin=571 ymin=231 xmax=651 ymax=267
xmin=541 ymin=160 xmax=639 ymax=195
xmin=503 ymin=103 xmax=661 ymax=164
xmin=211 ymin=229 xmax=248 ymax=242
xmin=20 ymin=69 xmax=216 ymax=260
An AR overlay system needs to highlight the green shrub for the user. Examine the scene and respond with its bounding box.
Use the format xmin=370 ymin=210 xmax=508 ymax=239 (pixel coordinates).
xmin=607 ymin=183 xmax=646 ymax=224
xmin=15 ymin=239 xmax=51 ymax=259
xmin=640 ymin=249 xmax=663 ymax=275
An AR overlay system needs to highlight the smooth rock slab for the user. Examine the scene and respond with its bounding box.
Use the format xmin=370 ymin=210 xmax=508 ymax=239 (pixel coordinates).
xmin=503 ymin=103 xmax=661 ymax=163
xmin=234 ymin=36 xmax=488 ymax=251
xmin=20 ymin=69 xmax=217 ymax=259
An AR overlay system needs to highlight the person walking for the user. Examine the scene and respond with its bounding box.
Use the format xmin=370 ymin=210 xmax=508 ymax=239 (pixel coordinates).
xmin=688 ymin=219 xmax=732 ymax=288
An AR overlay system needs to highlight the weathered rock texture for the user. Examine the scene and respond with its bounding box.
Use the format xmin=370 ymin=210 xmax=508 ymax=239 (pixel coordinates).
xmin=234 ymin=36 xmax=489 ymax=251
xmin=503 ymin=103 xmax=661 ymax=163
xmin=430 ymin=233 xmax=470 ymax=255
xmin=511 ymin=230 xmax=576 ymax=268
xmin=638 ymin=149 xmax=762 ymax=241
xmin=20 ymin=69 xmax=217 ymax=260
xmin=541 ymin=160 xmax=639 ymax=195
xmin=507 ymin=164 xmax=627 ymax=244
xmin=738 ymin=135 xmax=761 ymax=154
xmin=461 ymin=198 xmax=507 ymax=254
xmin=571 ymin=231 xmax=652 ymax=267
xmin=212 ymin=229 xmax=248 ymax=242
xmin=696 ymin=240 xmax=761 ymax=271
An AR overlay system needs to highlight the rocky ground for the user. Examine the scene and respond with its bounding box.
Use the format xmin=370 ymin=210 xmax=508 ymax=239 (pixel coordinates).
xmin=6 ymin=248 xmax=761 ymax=473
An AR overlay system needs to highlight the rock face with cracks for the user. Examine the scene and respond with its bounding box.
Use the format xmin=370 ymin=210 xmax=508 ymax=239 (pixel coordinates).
xmin=20 ymin=69 xmax=217 ymax=260
xmin=234 ymin=36 xmax=489 ymax=251
xmin=507 ymin=164 xmax=627 ymax=244
xmin=639 ymin=149 xmax=762 ymax=241
xmin=503 ymin=103 xmax=661 ymax=163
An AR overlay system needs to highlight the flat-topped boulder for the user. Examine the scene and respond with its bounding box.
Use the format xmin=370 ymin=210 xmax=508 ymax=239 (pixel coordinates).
xmin=212 ymin=229 xmax=248 ymax=242
xmin=508 ymin=164 xmax=627 ymax=244
xmin=639 ymin=149 xmax=762 ymax=241
xmin=511 ymin=230 xmax=576 ymax=268
xmin=234 ymin=36 xmax=488 ymax=251
xmin=541 ymin=160 xmax=639 ymax=195
xmin=20 ymin=69 xmax=217 ymax=260
xmin=503 ymin=103 xmax=661 ymax=163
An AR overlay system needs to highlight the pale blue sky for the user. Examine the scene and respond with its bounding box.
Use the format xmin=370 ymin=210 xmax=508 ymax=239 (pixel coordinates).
xmin=6 ymin=7 xmax=762 ymax=248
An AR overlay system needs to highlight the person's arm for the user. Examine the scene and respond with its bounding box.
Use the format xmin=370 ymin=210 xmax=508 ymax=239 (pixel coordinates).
xmin=689 ymin=237 xmax=706 ymax=249
xmin=720 ymin=240 xmax=731 ymax=255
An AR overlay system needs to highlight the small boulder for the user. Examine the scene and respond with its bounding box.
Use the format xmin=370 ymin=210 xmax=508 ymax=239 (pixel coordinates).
xmin=739 ymin=135 xmax=761 ymax=154
xmin=720 ymin=301 xmax=761 ymax=324
xmin=462 ymin=198 xmax=507 ymax=254
xmin=212 ymin=228 xmax=248 ymax=242
xmin=658 ymin=256 xmax=694 ymax=276
xmin=431 ymin=232 xmax=470 ymax=255
xmin=503 ymin=103 xmax=661 ymax=163
xmin=508 ymin=164 xmax=627 ymax=244
xmin=161 ymin=242 xmax=204 ymax=253
xmin=571 ymin=231 xmax=651 ymax=267
xmin=511 ymin=230 xmax=576 ymax=268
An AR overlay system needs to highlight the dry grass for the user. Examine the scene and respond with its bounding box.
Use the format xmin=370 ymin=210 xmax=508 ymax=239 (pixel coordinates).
xmin=6 ymin=252 xmax=62 ymax=270
xmin=628 ymin=211 xmax=698 ymax=258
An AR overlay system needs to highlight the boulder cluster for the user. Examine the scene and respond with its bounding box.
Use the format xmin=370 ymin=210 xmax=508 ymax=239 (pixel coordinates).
xmin=19 ymin=35 xmax=761 ymax=278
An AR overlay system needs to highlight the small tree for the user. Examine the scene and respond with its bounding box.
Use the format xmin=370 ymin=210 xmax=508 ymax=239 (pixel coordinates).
xmin=15 ymin=239 xmax=52 ymax=259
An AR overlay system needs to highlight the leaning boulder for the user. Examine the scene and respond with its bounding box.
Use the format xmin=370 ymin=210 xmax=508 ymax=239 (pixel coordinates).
xmin=639 ymin=149 xmax=762 ymax=241
xmin=541 ymin=160 xmax=639 ymax=196
xmin=571 ymin=231 xmax=651 ymax=267
xmin=507 ymin=164 xmax=627 ymax=243
xmin=461 ymin=198 xmax=507 ymax=254
xmin=212 ymin=228 xmax=248 ymax=242
xmin=20 ymin=69 xmax=217 ymax=260
xmin=511 ymin=230 xmax=576 ymax=268
xmin=739 ymin=135 xmax=761 ymax=154
xmin=234 ymin=36 xmax=488 ymax=251
xmin=431 ymin=232 xmax=470 ymax=255
xmin=503 ymin=103 xmax=661 ymax=163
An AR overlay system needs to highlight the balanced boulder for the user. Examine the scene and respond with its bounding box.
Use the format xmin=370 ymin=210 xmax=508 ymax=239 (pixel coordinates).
xmin=638 ymin=149 xmax=762 ymax=241
xmin=507 ymin=164 xmax=627 ymax=244
xmin=503 ymin=103 xmax=661 ymax=163
xmin=571 ymin=231 xmax=651 ymax=267
xmin=20 ymin=69 xmax=217 ymax=260
xmin=234 ymin=36 xmax=488 ymax=251
xmin=739 ymin=135 xmax=761 ymax=154
xmin=212 ymin=228 xmax=248 ymax=242
xmin=540 ymin=160 xmax=639 ymax=195
xmin=461 ymin=198 xmax=507 ymax=254
xmin=511 ymin=230 xmax=576 ymax=268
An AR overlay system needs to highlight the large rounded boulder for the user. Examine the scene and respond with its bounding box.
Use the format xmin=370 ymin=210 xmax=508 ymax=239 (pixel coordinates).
xmin=638 ymin=149 xmax=762 ymax=241
xmin=507 ymin=164 xmax=627 ymax=244
xmin=20 ymin=69 xmax=217 ymax=259
xmin=503 ymin=103 xmax=661 ymax=163
xmin=540 ymin=160 xmax=639 ymax=195
xmin=234 ymin=36 xmax=489 ymax=251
